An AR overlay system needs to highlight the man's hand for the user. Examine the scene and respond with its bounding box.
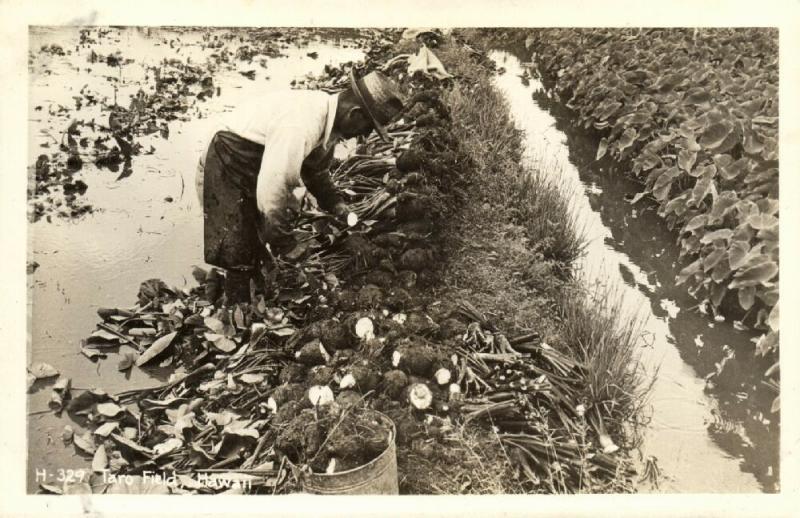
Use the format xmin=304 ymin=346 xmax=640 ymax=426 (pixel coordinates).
xmin=333 ymin=201 xmax=349 ymax=219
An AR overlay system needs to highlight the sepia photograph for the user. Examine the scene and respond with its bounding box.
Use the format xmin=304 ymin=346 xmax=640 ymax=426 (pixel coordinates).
xmin=3 ymin=0 xmax=799 ymax=516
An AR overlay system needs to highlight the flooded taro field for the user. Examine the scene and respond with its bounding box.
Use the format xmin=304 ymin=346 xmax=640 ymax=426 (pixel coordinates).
xmin=491 ymin=50 xmax=779 ymax=493
xmin=26 ymin=26 xmax=366 ymax=492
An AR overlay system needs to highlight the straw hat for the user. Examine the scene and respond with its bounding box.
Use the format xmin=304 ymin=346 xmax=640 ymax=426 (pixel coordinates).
xmin=348 ymin=68 xmax=405 ymax=142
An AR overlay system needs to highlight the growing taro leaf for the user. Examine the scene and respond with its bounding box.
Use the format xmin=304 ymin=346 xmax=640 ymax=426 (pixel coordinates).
xmin=729 ymin=260 xmax=778 ymax=288
xmin=596 ymin=138 xmax=609 ymax=160
xmin=616 ymin=128 xmax=637 ymax=153
xmin=678 ymin=149 xmax=697 ymax=172
xmin=653 ymin=167 xmax=682 ymax=201
xmin=703 ymin=246 xmax=727 ymax=272
xmin=711 ymin=259 xmax=731 ymax=283
xmin=685 ymin=214 xmax=707 ymax=232
xmin=743 ymin=128 xmax=765 ymax=155
xmin=654 ymin=72 xmax=685 ymax=92
xmin=690 ymin=172 xmax=715 ymax=206
xmin=684 ymin=86 xmax=712 ymax=105
xmin=747 ymin=213 xmax=778 ymax=230
xmin=595 ymin=100 xmax=622 ymax=121
xmin=727 ymin=240 xmax=751 ymax=270
xmin=711 ymin=283 xmax=728 ymax=307
xmin=738 ymin=286 xmax=757 ymax=311
xmin=135 ymin=331 xmax=178 ymax=367
xmin=676 ymin=258 xmax=702 ymax=285
xmin=689 ymin=163 xmax=715 ymax=179
xmin=700 ymin=229 xmax=733 ymax=244
xmin=699 ymin=120 xmax=734 ymax=150
xmin=709 ymin=191 xmax=739 ymax=222
xmin=767 ymin=301 xmax=779 ymax=332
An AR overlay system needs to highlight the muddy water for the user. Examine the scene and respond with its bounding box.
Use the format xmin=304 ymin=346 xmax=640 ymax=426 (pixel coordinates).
xmin=490 ymin=51 xmax=779 ymax=493
xmin=26 ymin=26 xmax=364 ymax=492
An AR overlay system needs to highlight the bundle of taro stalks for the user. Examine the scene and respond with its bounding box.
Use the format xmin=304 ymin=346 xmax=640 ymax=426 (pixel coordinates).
xmin=40 ymin=41 xmax=635 ymax=495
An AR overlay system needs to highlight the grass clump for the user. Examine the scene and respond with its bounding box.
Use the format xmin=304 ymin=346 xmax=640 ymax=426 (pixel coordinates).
xmin=426 ymin=34 xmax=650 ymax=493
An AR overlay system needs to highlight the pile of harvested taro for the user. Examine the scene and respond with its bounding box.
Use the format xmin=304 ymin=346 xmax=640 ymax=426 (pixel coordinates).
xmin=38 ymin=31 xmax=635 ymax=494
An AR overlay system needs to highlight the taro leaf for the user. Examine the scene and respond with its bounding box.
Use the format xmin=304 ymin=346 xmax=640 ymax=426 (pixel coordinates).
xmin=699 ymin=121 xmax=733 ymax=150
xmin=718 ymin=158 xmax=750 ymax=180
xmin=654 ymin=72 xmax=685 ymax=92
xmin=66 ymin=389 xmax=110 ymax=414
xmin=596 ymin=138 xmax=609 ymax=160
xmin=111 ymin=433 xmax=154 ymax=457
xmin=153 ymin=437 xmax=184 ymax=457
xmin=92 ymin=444 xmax=108 ymax=472
xmin=97 ymin=401 xmax=125 ymax=418
xmin=738 ymin=286 xmax=756 ymax=311
xmin=709 ymin=191 xmax=739 ymax=222
xmin=105 ymin=475 xmax=170 ymax=494
xmin=118 ymin=352 xmax=137 ymax=371
xmin=690 ymin=173 xmax=714 ymax=206
xmin=678 ymin=149 xmax=697 ymax=172
xmin=269 ymin=326 xmax=296 ymax=337
xmin=595 ymin=100 xmax=622 ymax=121
xmin=141 ymin=395 xmax=187 ymax=408
xmin=81 ymin=347 xmax=107 ymax=361
xmin=89 ymin=329 xmax=121 ymax=342
xmin=29 ymin=362 xmax=59 ymax=380
xmin=728 ymin=240 xmax=751 ymax=270
xmin=756 ymin=198 xmax=779 ymax=216
xmin=710 ymin=283 xmax=727 ymax=308
xmin=240 ymin=373 xmax=265 ymax=384
xmin=135 ymin=331 xmax=177 ymax=366
xmin=616 ymin=128 xmax=637 ymax=152
xmin=652 ymin=167 xmax=680 ymax=201
xmin=767 ymin=301 xmax=779 ymax=332
xmin=39 ymin=482 xmax=64 ymax=495
xmin=94 ymin=421 xmax=120 ymax=437
xmin=730 ymin=261 xmax=778 ymax=288
xmin=685 ymin=214 xmax=707 ymax=232
xmin=711 ymin=260 xmax=731 ymax=283
xmin=747 ymin=213 xmax=778 ymax=230
xmin=770 ymin=395 xmax=780 ymax=414
xmin=138 ymin=278 xmax=172 ymax=304
xmin=638 ymin=151 xmax=662 ymax=171
xmin=703 ymin=247 xmax=727 ymax=272
xmin=628 ymin=192 xmax=647 ymax=205
xmin=700 ymin=229 xmax=733 ymax=244
xmin=204 ymin=317 xmax=225 ymax=334
xmin=74 ymin=432 xmax=96 ymax=455
xmin=684 ymin=87 xmax=711 ymax=105
xmin=676 ymin=258 xmax=702 ymax=285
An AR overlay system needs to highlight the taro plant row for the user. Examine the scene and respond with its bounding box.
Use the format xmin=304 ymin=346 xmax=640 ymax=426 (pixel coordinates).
xmin=524 ymin=28 xmax=779 ymax=398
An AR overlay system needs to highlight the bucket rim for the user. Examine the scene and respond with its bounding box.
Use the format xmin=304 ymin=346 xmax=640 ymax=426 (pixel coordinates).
xmin=286 ymin=409 xmax=396 ymax=477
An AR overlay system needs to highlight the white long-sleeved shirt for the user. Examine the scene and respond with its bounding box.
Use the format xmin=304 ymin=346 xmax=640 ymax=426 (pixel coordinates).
xmin=197 ymin=90 xmax=340 ymax=217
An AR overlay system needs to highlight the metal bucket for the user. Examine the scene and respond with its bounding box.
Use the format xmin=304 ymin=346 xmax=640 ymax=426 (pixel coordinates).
xmin=293 ymin=410 xmax=398 ymax=495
